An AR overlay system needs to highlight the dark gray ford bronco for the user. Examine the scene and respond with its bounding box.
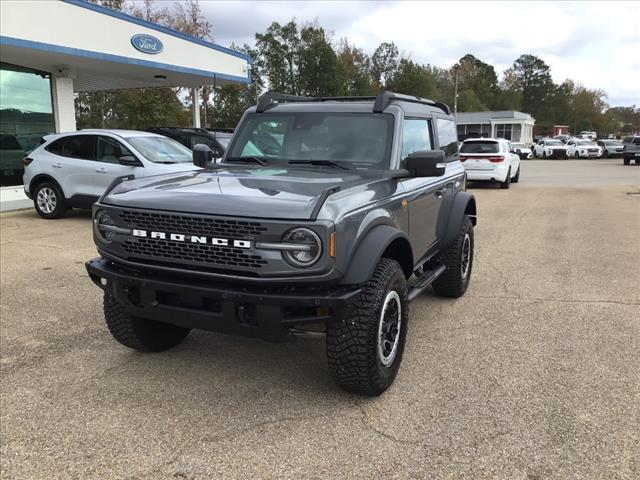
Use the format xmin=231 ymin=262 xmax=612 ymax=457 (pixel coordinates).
xmin=86 ymin=91 xmax=477 ymax=396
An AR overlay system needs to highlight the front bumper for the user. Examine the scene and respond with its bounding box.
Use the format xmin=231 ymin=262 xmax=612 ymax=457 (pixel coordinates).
xmin=86 ymin=257 xmax=361 ymax=341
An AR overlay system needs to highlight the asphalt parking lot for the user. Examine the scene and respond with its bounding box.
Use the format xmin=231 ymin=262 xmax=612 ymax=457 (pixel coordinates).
xmin=1 ymin=159 xmax=639 ymax=479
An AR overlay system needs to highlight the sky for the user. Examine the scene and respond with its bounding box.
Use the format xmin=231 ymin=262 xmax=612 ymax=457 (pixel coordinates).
xmin=197 ymin=0 xmax=640 ymax=107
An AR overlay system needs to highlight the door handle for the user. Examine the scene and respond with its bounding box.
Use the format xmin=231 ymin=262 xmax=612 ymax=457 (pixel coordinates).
xmin=53 ymin=163 xmax=63 ymax=168
xmin=96 ymin=168 xmax=107 ymax=173
xmin=435 ymin=187 xmax=447 ymax=198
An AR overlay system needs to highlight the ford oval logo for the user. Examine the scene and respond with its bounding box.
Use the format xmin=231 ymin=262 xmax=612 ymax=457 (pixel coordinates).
xmin=131 ymin=34 xmax=163 ymax=54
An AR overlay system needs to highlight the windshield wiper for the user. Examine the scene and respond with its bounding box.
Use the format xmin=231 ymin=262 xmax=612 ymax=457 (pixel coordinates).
xmin=288 ymin=159 xmax=350 ymax=170
xmin=226 ymin=156 xmax=268 ymax=166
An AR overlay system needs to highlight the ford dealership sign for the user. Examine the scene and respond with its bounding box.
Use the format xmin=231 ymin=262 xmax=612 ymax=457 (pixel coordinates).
xmin=131 ymin=34 xmax=163 ymax=54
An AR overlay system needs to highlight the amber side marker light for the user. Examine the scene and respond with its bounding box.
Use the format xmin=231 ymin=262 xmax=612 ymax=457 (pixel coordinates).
xmin=330 ymin=232 xmax=336 ymax=257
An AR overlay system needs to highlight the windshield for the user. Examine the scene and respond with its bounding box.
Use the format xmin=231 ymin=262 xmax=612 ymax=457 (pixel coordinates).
xmin=576 ymin=140 xmax=595 ymax=146
xmin=227 ymin=113 xmax=394 ymax=167
xmin=545 ymin=140 xmax=563 ymax=146
xmin=460 ymin=141 xmax=499 ymax=154
xmin=512 ymin=143 xmax=526 ymax=148
xmin=603 ymin=140 xmax=621 ymax=145
xmin=128 ymin=136 xmax=193 ymax=163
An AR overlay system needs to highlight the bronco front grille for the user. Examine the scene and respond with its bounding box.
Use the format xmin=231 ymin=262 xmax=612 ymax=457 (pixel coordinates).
xmin=118 ymin=210 xmax=268 ymax=238
xmin=122 ymin=238 xmax=268 ymax=269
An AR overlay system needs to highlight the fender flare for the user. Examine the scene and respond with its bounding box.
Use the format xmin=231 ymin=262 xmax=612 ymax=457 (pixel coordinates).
xmin=440 ymin=191 xmax=476 ymax=250
xmin=340 ymin=225 xmax=411 ymax=285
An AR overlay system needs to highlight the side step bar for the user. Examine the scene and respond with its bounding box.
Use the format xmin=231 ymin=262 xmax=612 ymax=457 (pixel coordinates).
xmin=407 ymin=264 xmax=447 ymax=302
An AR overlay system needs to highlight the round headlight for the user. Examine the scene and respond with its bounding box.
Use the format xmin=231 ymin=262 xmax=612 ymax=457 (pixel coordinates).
xmin=282 ymin=228 xmax=322 ymax=267
xmin=94 ymin=210 xmax=116 ymax=243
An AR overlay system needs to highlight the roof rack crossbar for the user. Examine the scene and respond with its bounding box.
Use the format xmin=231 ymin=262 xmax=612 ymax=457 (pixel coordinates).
xmin=256 ymin=90 xmax=451 ymax=115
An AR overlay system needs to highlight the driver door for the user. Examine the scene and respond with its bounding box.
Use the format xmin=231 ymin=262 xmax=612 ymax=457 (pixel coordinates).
xmin=398 ymin=118 xmax=443 ymax=261
xmin=93 ymin=136 xmax=144 ymax=194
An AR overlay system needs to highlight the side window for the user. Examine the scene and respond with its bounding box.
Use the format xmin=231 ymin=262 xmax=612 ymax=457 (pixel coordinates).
xmin=97 ymin=136 xmax=134 ymax=164
xmin=435 ymin=118 xmax=458 ymax=159
xmin=634 ymin=138 xmax=640 ymax=145
xmin=45 ymin=135 xmax=96 ymax=160
xmin=45 ymin=138 xmax=66 ymax=156
xmin=401 ymin=118 xmax=431 ymax=159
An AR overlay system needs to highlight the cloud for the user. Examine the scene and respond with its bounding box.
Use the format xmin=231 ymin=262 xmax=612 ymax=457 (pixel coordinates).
xmin=199 ymin=0 xmax=639 ymax=106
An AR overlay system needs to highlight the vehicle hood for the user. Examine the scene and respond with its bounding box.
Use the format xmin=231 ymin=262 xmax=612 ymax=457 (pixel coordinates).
xmin=102 ymin=166 xmax=383 ymax=220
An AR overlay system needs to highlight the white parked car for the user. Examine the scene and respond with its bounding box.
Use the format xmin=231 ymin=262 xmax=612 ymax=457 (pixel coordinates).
xmin=578 ymin=131 xmax=597 ymax=140
xmin=565 ymin=139 xmax=602 ymax=158
xmin=511 ymin=142 xmax=532 ymax=159
xmin=22 ymin=130 xmax=200 ymax=219
xmin=459 ymin=138 xmax=521 ymax=189
xmin=533 ymin=138 xmax=569 ymax=159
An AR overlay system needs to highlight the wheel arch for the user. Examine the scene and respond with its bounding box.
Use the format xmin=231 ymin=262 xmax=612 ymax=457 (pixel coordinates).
xmin=29 ymin=174 xmax=65 ymax=198
xmin=440 ymin=192 xmax=476 ymax=250
xmin=340 ymin=225 xmax=413 ymax=285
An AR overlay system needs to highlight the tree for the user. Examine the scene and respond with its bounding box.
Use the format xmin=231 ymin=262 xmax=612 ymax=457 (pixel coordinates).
xmin=504 ymin=54 xmax=554 ymax=120
xmin=255 ymin=21 xmax=302 ymax=94
xmin=371 ymin=42 xmax=400 ymax=89
xmin=336 ymin=39 xmax=373 ymax=96
xmin=298 ymin=23 xmax=343 ymax=96
xmin=386 ymin=59 xmax=438 ymax=99
xmin=451 ymin=54 xmax=500 ymax=111
xmin=211 ymin=45 xmax=263 ymax=129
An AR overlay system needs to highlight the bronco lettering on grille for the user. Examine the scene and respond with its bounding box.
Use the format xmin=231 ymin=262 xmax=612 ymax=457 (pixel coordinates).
xmin=132 ymin=229 xmax=252 ymax=249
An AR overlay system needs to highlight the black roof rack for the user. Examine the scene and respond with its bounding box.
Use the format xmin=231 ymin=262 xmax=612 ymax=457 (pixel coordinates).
xmin=255 ymin=90 xmax=450 ymax=115
xmin=373 ymin=91 xmax=451 ymax=115
xmin=147 ymin=126 xmax=212 ymax=134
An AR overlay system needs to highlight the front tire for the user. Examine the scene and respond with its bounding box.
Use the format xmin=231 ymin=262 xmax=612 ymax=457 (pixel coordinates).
xmin=33 ymin=182 xmax=66 ymax=219
xmin=432 ymin=215 xmax=474 ymax=298
xmin=575 ymin=151 xmax=580 ymax=159
xmin=326 ymin=258 xmax=408 ymax=396
xmin=104 ymin=291 xmax=191 ymax=352
xmin=603 ymin=149 xmax=609 ymax=158
xmin=624 ymin=156 xmax=631 ymax=165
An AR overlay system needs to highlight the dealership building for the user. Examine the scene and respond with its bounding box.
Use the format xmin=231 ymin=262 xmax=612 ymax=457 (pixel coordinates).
xmin=456 ymin=110 xmax=536 ymax=144
xmin=0 ymin=0 xmax=251 ymax=210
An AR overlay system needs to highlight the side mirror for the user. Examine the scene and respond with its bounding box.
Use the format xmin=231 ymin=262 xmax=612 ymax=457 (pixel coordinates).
xmin=118 ymin=155 xmax=141 ymax=166
xmin=406 ymin=150 xmax=446 ymax=177
xmin=193 ymin=143 xmax=213 ymax=167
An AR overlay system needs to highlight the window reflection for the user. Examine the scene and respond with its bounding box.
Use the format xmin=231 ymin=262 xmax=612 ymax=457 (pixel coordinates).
xmin=0 ymin=64 xmax=55 ymax=186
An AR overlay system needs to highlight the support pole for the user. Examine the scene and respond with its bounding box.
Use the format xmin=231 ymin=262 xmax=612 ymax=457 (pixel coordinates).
xmin=192 ymin=87 xmax=201 ymax=128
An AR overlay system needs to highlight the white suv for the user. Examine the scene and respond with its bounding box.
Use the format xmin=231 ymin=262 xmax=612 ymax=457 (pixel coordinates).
xmin=459 ymin=138 xmax=521 ymax=189
xmin=565 ymin=139 xmax=602 ymax=158
xmin=23 ymin=130 xmax=199 ymax=218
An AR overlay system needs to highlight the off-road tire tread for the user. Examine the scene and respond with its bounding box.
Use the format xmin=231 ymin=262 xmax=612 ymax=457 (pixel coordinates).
xmin=104 ymin=291 xmax=190 ymax=352
xmin=326 ymin=258 xmax=407 ymax=396
xmin=432 ymin=216 xmax=473 ymax=298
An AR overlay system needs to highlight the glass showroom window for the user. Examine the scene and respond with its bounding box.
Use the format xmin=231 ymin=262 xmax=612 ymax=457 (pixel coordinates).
xmin=495 ymin=124 xmax=512 ymax=140
xmin=0 ymin=64 xmax=54 ymax=186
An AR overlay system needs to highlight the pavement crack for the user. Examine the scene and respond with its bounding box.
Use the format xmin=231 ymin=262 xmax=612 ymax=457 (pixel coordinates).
xmin=354 ymin=401 xmax=422 ymax=447
xmin=468 ymin=294 xmax=640 ymax=306
xmin=3 ymin=240 xmax=69 ymax=251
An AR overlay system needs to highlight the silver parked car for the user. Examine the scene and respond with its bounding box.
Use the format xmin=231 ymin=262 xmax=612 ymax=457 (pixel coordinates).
xmin=22 ymin=130 xmax=200 ymax=219
xmin=597 ymin=139 xmax=624 ymax=157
